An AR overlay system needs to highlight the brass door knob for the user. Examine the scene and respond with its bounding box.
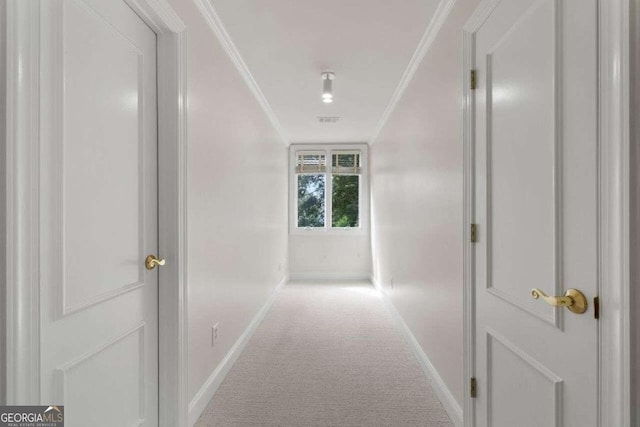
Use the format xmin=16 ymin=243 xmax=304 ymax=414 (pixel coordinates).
xmin=531 ymin=288 xmax=587 ymax=314
xmin=145 ymin=254 xmax=166 ymax=270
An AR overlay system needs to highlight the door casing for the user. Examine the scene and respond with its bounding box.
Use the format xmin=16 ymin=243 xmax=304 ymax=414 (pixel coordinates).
xmin=462 ymin=0 xmax=632 ymax=426
xmin=4 ymin=0 xmax=189 ymax=426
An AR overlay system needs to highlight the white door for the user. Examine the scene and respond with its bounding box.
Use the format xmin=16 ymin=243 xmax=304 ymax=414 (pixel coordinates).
xmin=473 ymin=0 xmax=598 ymax=426
xmin=39 ymin=0 xmax=159 ymax=425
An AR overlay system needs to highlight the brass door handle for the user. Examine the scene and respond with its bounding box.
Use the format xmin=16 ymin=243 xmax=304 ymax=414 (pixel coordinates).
xmin=530 ymin=288 xmax=587 ymax=314
xmin=145 ymin=254 xmax=166 ymax=270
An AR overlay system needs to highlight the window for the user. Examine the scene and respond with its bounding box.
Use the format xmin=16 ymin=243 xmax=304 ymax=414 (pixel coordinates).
xmin=290 ymin=144 xmax=368 ymax=233
xmin=331 ymin=152 xmax=360 ymax=227
xmin=296 ymin=152 xmax=326 ymax=228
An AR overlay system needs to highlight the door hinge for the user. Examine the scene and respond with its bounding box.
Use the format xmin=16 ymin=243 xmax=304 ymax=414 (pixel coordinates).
xmin=470 ymin=70 xmax=477 ymax=90
xmin=470 ymin=223 xmax=478 ymax=243
xmin=470 ymin=377 xmax=477 ymax=398
xmin=594 ymin=296 xmax=600 ymax=319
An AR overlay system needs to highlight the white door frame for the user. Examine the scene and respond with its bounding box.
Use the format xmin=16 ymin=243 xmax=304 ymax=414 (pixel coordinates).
xmin=4 ymin=1 xmax=189 ymax=426
xmin=462 ymin=0 xmax=632 ymax=426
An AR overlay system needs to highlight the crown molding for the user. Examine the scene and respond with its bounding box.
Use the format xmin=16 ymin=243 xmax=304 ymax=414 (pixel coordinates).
xmin=126 ymin=0 xmax=186 ymax=33
xmin=192 ymin=0 xmax=289 ymax=145
xmin=369 ymin=0 xmax=457 ymax=145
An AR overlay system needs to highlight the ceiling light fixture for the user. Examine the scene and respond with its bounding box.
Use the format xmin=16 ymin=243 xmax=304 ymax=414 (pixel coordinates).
xmin=322 ymin=72 xmax=335 ymax=103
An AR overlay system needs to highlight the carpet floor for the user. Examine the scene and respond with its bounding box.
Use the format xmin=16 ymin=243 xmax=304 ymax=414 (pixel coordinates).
xmin=195 ymin=281 xmax=453 ymax=427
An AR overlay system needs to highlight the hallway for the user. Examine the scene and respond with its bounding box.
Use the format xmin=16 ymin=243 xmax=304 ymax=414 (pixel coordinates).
xmin=196 ymin=282 xmax=452 ymax=426
xmin=3 ymin=0 xmax=634 ymax=425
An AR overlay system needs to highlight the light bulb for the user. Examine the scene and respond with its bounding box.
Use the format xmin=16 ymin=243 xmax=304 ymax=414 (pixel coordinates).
xmin=321 ymin=72 xmax=334 ymax=103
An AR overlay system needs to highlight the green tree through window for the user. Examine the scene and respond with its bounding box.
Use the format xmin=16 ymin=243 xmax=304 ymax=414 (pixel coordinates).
xmin=297 ymin=174 xmax=325 ymax=227
xmin=332 ymin=175 xmax=359 ymax=227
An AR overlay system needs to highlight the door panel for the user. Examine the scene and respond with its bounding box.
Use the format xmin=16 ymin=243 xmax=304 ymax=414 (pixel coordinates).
xmin=56 ymin=325 xmax=146 ymax=426
xmin=62 ymin=0 xmax=144 ymax=314
xmin=473 ymin=0 xmax=598 ymax=426
xmin=487 ymin=330 xmax=562 ymax=427
xmin=40 ymin=0 xmax=158 ymax=426
xmin=485 ymin=0 xmax=558 ymax=325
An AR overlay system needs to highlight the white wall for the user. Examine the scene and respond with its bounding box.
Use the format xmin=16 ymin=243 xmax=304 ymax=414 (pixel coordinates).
xmin=289 ymin=145 xmax=372 ymax=280
xmin=165 ymin=0 xmax=289 ymax=406
xmin=370 ymin=0 xmax=480 ymax=409
xmin=289 ymin=235 xmax=371 ymax=280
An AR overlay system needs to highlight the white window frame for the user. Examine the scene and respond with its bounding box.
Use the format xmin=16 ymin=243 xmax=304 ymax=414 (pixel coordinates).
xmin=289 ymin=143 xmax=369 ymax=235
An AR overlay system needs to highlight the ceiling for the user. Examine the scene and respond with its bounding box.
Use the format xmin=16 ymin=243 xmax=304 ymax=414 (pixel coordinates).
xmin=210 ymin=0 xmax=442 ymax=144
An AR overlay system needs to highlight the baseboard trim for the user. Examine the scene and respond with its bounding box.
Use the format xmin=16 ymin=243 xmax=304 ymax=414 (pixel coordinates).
xmin=289 ymin=272 xmax=371 ymax=282
xmin=187 ymin=275 xmax=288 ymax=426
xmin=371 ymin=276 xmax=463 ymax=427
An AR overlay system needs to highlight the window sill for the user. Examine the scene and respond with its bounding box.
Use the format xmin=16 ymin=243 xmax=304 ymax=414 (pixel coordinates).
xmin=289 ymin=226 xmax=368 ymax=237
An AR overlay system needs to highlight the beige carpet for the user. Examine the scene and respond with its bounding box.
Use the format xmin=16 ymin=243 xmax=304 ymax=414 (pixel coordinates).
xmin=195 ymin=281 xmax=453 ymax=427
